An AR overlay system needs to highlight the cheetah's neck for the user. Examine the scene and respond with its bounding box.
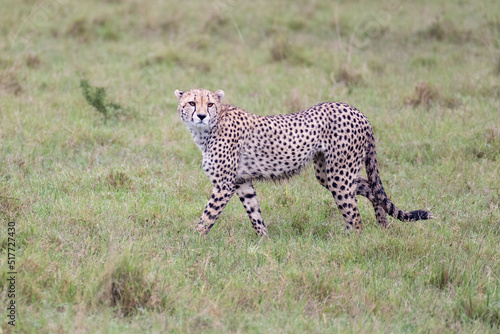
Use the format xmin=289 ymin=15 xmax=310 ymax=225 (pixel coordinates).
xmin=190 ymin=128 xmax=211 ymax=151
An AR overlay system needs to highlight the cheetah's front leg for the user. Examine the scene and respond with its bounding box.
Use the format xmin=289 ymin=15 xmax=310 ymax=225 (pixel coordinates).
xmin=235 ymin=182 xmax=268 ymax=236
xmin=197 ymin=183 xmax=235 ymax=235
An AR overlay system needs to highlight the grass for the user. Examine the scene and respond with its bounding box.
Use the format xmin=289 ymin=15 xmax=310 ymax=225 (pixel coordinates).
xmin=1 ymin=0 xmax=499 ymax=332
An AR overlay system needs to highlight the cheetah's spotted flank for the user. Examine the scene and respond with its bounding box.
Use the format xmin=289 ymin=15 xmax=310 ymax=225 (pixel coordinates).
xmin=175 ymin=88 xmax=433 ymax=236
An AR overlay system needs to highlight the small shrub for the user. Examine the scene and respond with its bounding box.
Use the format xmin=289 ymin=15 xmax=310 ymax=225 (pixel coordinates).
xmin=80 ymin=79 xmax=125 ymax=122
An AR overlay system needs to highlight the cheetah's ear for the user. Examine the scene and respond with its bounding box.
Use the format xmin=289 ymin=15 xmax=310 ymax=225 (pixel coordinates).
xmin=214 ymin=89 xmax=225 ymax=102
xmin=174 ymin=90 xmax=184 ymax=101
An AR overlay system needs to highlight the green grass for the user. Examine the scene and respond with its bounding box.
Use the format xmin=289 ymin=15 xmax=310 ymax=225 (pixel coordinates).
xmin=1 ymin=0 xmax=500 ymax=332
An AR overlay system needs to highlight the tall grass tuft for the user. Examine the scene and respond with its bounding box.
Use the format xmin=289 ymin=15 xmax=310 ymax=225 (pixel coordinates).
xmin=109 ymin=256 xmax=154 ymax=317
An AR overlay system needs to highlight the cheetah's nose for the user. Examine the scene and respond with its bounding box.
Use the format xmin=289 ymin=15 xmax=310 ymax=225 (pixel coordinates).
xmin=197 ymin=114 xmax=207 ymax=120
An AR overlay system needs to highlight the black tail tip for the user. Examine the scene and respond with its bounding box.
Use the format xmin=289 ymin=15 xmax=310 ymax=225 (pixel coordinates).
xmin=409 ymin=210 xmax=434 ymax=221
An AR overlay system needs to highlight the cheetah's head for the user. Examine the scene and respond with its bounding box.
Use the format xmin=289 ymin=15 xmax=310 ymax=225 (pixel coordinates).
xmin=174 ymin=88 xmax=225 ymax=129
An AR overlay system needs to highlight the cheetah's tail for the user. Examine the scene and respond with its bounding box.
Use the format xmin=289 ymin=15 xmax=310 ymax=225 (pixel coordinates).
xmin=364 ymin=131 xmax=434 ymax=222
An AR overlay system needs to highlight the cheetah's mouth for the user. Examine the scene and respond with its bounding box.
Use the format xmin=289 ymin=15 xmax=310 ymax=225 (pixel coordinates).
xmin=192 ymin=119 xmax=209 ymax=126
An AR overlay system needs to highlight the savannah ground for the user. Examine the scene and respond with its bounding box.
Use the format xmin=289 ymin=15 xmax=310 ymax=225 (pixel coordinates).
xmin=1 ymin=0 xmax=500 ymax=332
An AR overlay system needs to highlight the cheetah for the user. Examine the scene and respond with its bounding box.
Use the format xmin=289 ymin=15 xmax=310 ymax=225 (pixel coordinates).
xmin=174 ymin=88 xmax=433 ymax=236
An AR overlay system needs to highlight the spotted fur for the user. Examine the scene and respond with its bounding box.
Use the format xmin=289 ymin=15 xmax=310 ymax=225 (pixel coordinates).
xmin=175 ymin=88 xmax=433 ymax=236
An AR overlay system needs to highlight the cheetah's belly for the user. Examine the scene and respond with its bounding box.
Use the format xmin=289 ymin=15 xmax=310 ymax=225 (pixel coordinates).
xmin=236 ymin=140 xmax=320 ymax=182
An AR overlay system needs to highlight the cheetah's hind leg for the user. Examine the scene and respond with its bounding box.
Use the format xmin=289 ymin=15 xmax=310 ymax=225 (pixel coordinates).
xmin=321 ymin=153 xmax=364 ymax=233
xmin=356 ymin=177 xmax=388 ymax=228
xmin=235 ymin=182 xmax=268 ymax=236
xmin=313 ymin=153 xmax=387 ymax=228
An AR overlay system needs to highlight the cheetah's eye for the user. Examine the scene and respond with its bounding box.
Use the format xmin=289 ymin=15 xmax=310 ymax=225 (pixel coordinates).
xmin=188 ymin=101 xmax=196 ymax=106
xmin=207 ymin=103 xmax=214 ymax=107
